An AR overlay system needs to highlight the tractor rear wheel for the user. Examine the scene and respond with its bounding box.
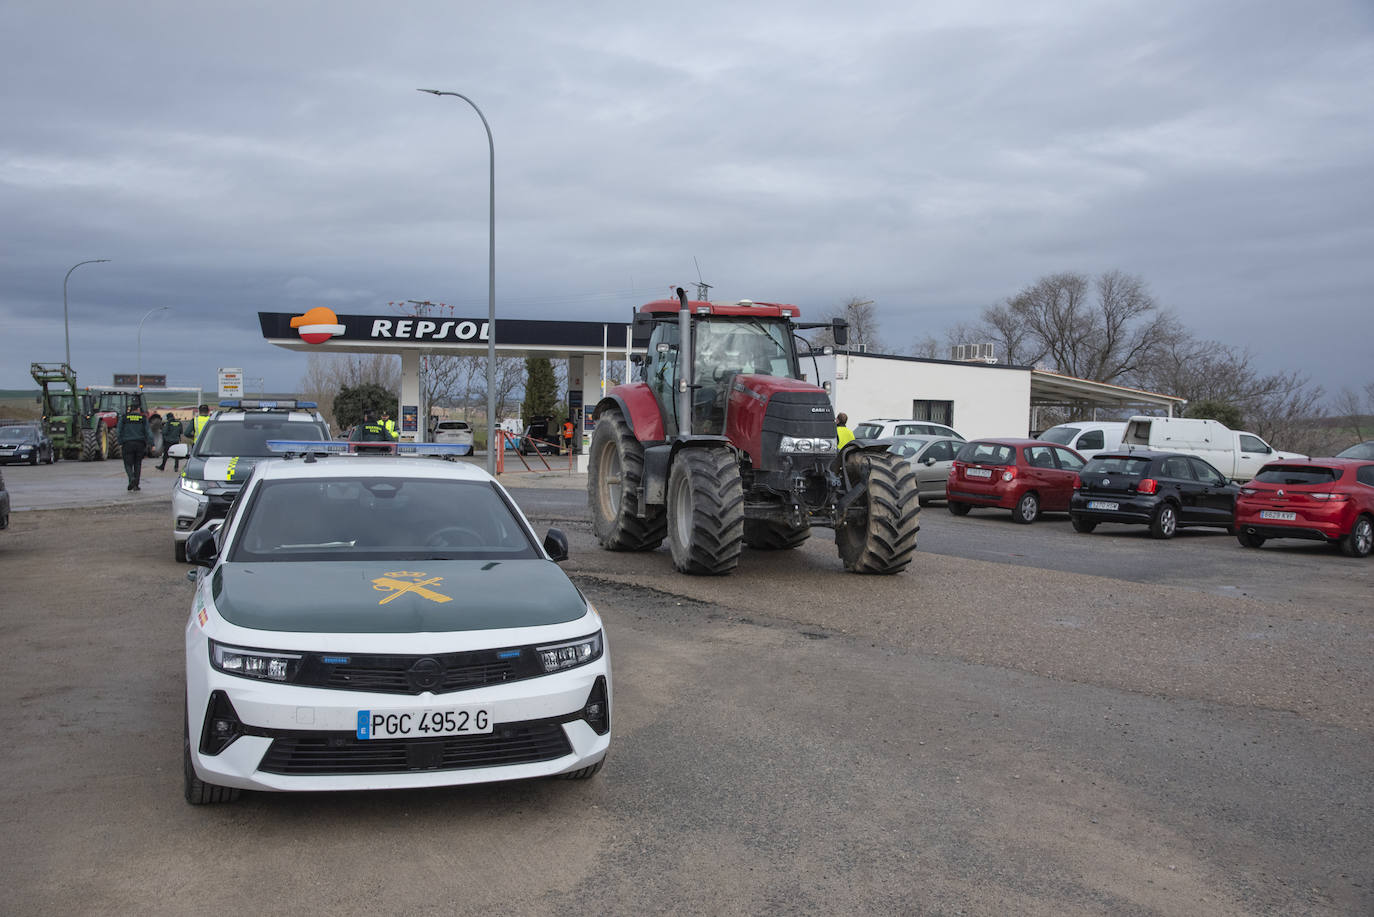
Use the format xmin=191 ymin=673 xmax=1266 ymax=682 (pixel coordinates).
xmin=666 ymin=447 xmax=744 ymax=575
xmin=743 ymin=519 xmax=811 ymax=550
xmin=107 ymin=427 xmax=121 ymax=459
xmin=587 ymin=408 xmax=666 ymax=551
xmin=835 ymin=451 xmax=921 ymax=574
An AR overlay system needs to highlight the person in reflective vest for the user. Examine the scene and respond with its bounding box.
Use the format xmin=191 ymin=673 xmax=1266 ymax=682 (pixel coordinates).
xmin=562 ymin=418 xmax=575 ymax=453
xmin=115 ymin=396 xmax=155 ymax=491
xmin=191 ymin=403 xmax=211 ymax=441
xmin=381 ymin=410 xmax=398 ymax=440
xmin=836 ymin=412 xmax=854 ymax=448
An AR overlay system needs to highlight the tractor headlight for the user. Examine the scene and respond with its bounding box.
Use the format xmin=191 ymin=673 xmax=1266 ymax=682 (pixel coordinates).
xmin=536 ymin=633 xmax=603 ymax=673
xmin=779 ymin=436 xmax=837 ymax=454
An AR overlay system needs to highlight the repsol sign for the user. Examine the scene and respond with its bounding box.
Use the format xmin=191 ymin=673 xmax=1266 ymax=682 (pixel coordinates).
xmin=369 ymin=318 xmax=490 ymax=342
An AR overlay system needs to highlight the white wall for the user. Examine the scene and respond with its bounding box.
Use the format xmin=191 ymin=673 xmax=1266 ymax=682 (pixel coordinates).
xmin=815 ymin=353 xmax=1032 ymax=439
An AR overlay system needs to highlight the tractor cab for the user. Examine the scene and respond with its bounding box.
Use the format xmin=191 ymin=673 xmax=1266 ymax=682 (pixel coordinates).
xmin=635 ymin=300 xmax=804 ymax=437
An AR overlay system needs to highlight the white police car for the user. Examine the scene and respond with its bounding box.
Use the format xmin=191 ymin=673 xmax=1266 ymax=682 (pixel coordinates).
xmin=182 ymin=442 xmax=610 ymax=803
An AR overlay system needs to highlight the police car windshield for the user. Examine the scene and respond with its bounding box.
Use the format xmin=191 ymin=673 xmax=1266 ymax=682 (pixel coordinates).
xmin=196 ymin=419 xmax=331 ymax=457
xmin=230 ymin=476 xmax=540 ymax=562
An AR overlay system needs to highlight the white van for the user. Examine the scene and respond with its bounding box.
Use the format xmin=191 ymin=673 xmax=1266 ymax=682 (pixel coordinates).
xmin=1037 ymin=421 xmax=1126 ymax=459
xmin=1121 ymin=416 xmax=1304 ymax=481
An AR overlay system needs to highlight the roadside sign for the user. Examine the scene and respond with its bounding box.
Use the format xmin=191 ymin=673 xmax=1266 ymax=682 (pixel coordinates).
xmin=218 ymin=367 xmax=243 ymax=400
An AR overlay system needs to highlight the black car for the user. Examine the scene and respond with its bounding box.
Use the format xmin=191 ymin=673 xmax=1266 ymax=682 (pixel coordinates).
xmin=1070 ymin=450 xmax=1239 ymax=539
xmin=0 ymin=424 xmax=55 ymax=465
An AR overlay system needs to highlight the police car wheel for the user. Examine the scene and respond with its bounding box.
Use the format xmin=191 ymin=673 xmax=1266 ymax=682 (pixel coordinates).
xmin=174 ymin=540 xmax=187 ymax=563
xmin=183 ymin=704 xmax=240 ymax=805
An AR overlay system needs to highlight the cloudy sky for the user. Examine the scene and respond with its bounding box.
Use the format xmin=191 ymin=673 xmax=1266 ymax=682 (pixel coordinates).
xmin=3 ymin=1 xmax=1371 ymax=401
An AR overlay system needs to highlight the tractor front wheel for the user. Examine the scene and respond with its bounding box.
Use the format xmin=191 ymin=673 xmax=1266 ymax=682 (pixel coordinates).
xmin=835 ymin=451 xmax=921 ymax=574
xmin=587 ymin=408 xmax=666 ymax=551
xmin=666 ymin=447 xmax=744 ymax=575
xmin=80 ymin=428 xmax=101 ymax=461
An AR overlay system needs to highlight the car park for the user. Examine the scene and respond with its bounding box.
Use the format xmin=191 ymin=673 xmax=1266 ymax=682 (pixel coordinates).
xmin=1336 ymin=441 xmax=1374 ymax=460
xmin=884 ymin=435 xmax=962 ymax=504
xmin=431 ymin=419 xmax=474 ymax=449
xmin=854 ymin=418 xmax=964 ymax=441
xmin=947 ymin=439 xmax=1085 ymax=523
xmin=0 ymin=424 xmax=56 ymax=465
xmin=182 ymin=443 xmax=610 ymax=804
xmin=1070 ymin=450 xmax=1238 ymax=538
xmin=1235 ymin=458 xmax=1374 ymax=557
xmin=167 ymin=400 xmax=332 ymax=562
xmin=1036 ymin=421 xmax=1126 ymax=460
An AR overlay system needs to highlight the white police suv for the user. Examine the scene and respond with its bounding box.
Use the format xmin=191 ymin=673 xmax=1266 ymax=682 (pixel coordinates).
xmin=169 ymin=400 xmax=332 ymax=562
xmin=182 ymin=442 xmax=610 ymax=803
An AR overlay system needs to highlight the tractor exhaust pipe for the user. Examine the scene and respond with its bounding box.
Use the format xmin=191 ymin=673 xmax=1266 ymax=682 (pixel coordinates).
xmin=676 ymin=286 xmax=692 ymax=437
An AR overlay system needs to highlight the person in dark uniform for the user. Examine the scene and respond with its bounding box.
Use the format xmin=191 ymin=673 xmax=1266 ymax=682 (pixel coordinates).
xmin=115 ymin=396 xmax=155 ymax=491
xmin=350 ymin=411 xmax=394 ymax=453
xmin=157 ymin=413 xmax=184 ymax=471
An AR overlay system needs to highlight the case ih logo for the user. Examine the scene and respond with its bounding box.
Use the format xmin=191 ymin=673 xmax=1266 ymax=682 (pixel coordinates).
xmin=290 ymin=307 xmax=346 ymax=344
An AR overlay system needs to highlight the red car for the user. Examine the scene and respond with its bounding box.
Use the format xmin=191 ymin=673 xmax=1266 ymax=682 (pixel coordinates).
xmin=946 ymin=439 xmax=1086 ymax=523
xmin=1235 ymin=458 xmax=1374 ymax=557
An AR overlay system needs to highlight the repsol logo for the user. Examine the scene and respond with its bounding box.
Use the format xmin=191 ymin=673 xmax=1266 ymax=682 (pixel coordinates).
xmin=369 ymin=319 xmax=491 ymax=342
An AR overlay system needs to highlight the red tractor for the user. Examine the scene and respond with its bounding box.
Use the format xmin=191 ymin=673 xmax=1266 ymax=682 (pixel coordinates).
xmin=588 ymin=288 xmax=920 ymax=575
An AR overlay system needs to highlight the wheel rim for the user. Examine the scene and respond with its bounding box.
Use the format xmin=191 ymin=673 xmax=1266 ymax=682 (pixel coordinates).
xmin=1356 ymin=519 xmax=1373 ymax=555
xmin=1161 ymin=506 xmax=1176 ymax=536
xmin=1019 ymin=494 xmax=1037 ymax=521
xmin=670 ymin=470 xmax=693 ymax=546
xmin=594 ymin=438 xmax=622 ymax=519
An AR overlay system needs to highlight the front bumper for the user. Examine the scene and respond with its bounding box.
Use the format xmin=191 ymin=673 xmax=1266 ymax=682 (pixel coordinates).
xmin=186 ymin=653 xmax=611 ymax=793
xmin=1070 ymin=493 xmax=1156 ymax=524
xmin=172 ymin=482 xmax=241 ymax=544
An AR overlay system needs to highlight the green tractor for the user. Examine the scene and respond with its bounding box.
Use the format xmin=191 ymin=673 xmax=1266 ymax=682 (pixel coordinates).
xmin=31 ymin=363 xmax=124 ymax=461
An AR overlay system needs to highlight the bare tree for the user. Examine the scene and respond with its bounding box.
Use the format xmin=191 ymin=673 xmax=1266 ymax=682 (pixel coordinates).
xmin=812 ymin=297 xmax=880 ymax=350
xmin=980 ymin=271 xmax=1184 ymax=382
xmin=908 ymin=335 xmax=941 ymax=359
xmin=300 ymin=353 xmax=401 ymax=429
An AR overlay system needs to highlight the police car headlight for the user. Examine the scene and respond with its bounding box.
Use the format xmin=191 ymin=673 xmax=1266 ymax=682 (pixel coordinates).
xmin=779 ymin=436 xmax=836 ymax=454
xmin=536 ymin=633 xmax=603 ymax=673
xmin=179 ymin=477 xmax=207 ymax=495
xmin=211 ymin=641 xmax=303 ymax=682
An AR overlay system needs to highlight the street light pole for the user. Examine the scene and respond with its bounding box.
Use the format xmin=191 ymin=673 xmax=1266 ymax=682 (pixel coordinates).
xmin=64 ymin=259 xmax=111 ymax=369
xmin=417 ymin=88 xmax=498 ymax=474
xmin=137 ymin=307 xmax=170 ymax=390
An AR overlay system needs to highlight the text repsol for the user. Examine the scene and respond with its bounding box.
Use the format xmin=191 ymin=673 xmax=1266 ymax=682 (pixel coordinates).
xmin=369 ymin=319 xmax=491 ymax=342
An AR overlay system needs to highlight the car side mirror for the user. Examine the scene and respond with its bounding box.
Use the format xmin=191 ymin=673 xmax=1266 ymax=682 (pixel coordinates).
xmin=186 ymin=528 xmax=219 ymax=567
xmin=924 ymin=456 xmax=936 ymax=466
xmin=168 ymin=443 xmax=189 ymax=458
xmin=543 ymin=527 xmax=569 ymax=562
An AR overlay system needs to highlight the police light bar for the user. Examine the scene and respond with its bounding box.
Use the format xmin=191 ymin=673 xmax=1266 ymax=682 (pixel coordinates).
xmin=266 ymin=440 xmax=473 ymax=457
xmin=220 ymin=399 xmax=317 ymax=410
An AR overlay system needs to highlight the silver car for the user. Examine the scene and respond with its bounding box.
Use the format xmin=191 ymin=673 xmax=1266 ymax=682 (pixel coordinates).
xmin=885 ymin=435 xmax=963 ymax=505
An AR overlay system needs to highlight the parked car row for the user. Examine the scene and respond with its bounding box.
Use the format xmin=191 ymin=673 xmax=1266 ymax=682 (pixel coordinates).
xmin=883 ymin=433 xmax=1374 ymax=559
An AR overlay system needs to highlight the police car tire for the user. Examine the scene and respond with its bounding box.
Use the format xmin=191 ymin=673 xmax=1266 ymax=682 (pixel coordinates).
xmin=184 ymin=706 xmax=240 ymax=805
xmin=743 ymin=519 xmax=810 ymax=550
xmin=557 ymin=759 xmax=604 ymax=780
xmin=835 ymin=450 xmax=921 ymax=575
xmin=666 ymin=446 xmax=745 ymax=576
xmin=588 ymin=408 xmax=666 ymax=551
xmin=174 ymin=540 xmax=187 ymax=563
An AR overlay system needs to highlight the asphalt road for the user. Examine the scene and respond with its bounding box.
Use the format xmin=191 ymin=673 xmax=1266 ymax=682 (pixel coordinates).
xmin=1 ymin=460 xmax=1370 ymax=915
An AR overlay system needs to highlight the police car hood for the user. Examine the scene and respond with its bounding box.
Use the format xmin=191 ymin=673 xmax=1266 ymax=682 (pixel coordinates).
xmin=186 ymin=454 xmax=264 ymax=486
xmin=211 ymin=559 xmax=587 ymax=633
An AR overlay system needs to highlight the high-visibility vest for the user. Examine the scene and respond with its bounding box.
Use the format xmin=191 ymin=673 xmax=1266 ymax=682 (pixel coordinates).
xmin=192 ymin=413 xmax=211 ymax=440
xmin=384 ymin=418 xmax=397 ymax=439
